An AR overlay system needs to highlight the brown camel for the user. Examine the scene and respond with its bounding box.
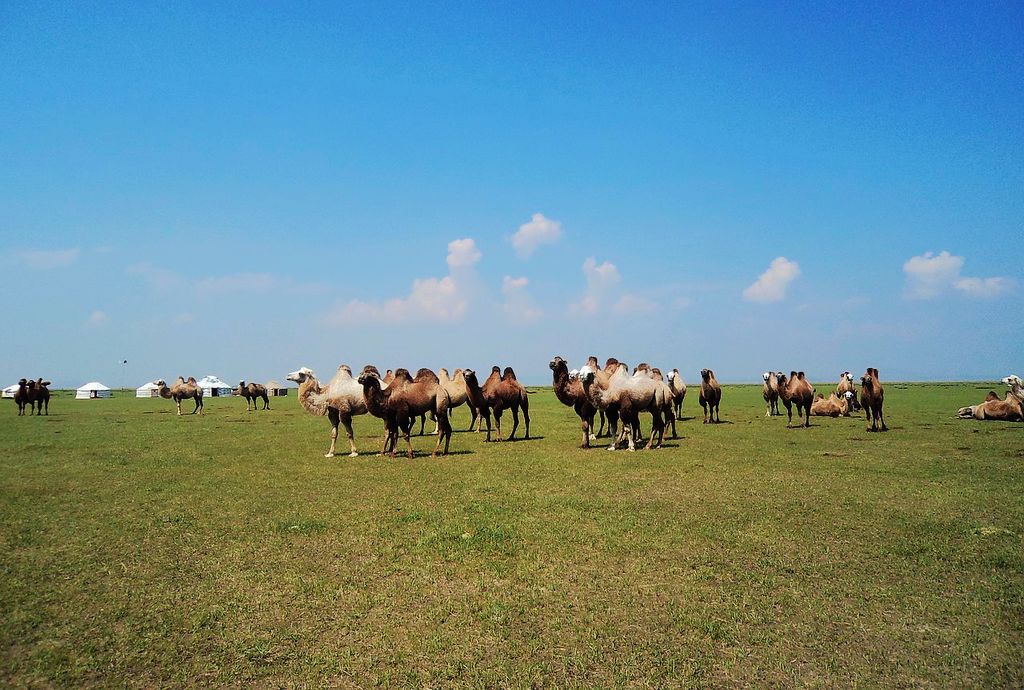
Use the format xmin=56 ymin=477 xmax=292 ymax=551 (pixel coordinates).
xmin=835 ymin=372 xmax=859 ymax=413
xmin=28 ymin=378 xmax=51 ymax=415
xmin=14 ymin=378 xmax=30 ymax=416
xmin=957 ymin=390 xmax=1023 ymax=421
xmin=762 ymin=371 xmax=782 ymax=417
xmin=780 ymin=371 xmax=814 ymax=428
xmin=811 ymin=392 xmax=852 ymax=417
xmin=370 ymin=367 xmax=452 ymax=458
xmin=698 ymin=369 xmax=722 ymax=424
xmin=156 ymin=377 xmax=204 ymax=415
xmin=235 ymin=380 xmax=270 ymax=411
xmin=475 ymin=366 xmax=531 ymax=442
xmin=860 ymin=368 xmax=887 ymax=432
xmin=286 ymin=365 xmax=367 ymax=457
xmin=357 ymin=369 xmax=412 ymax=455
xmin=550 ymin=356 xmax=598 ymax=448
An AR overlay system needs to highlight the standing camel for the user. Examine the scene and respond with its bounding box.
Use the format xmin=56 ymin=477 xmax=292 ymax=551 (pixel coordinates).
xmin=235 ymin=380 xmax=270 ymax=411
xmin=668 ymin=369 xmax=687 ymax=420
xmin=434 ymin=367 xmax=478 ymax=433
xmin=479 ymin=366 xmax=531 ymax=442
xmin=780 ymin=371 xmax=814 ymax=428
xmin=14 ymin=379 xmax=31 ymax=416
xmin=156 ymin=377 xmax=204 ymax=415
xmin=28 ymin=379 xmax=51 ymax=415
xmin=698 ymin=369 xmax=722 ymax=424
xmin=578 ymin=362 xmax=668 ymax=450
xmin=357 ymin=370 xmax=411 ymax=455
xmin=550 ymin=356 xmax=598 ymax=448
xmin=860 ymin=368 xmax=888 ymax=432
xmin=364 ymin=368 xmax=452 ymax=458
xmin=762 ymin=372 xmax=781 ymax=417
xmin=286 ymin=365 xmax=367 ymax=457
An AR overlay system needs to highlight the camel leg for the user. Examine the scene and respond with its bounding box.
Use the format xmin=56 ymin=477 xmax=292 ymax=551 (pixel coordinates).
xmin=803 ymin=404 xmax=811 ymax=428
xmin=879 ymin=407 xmax=888 ymax=431
xmin=404 ymin=427 xmax=414 ymax=459
xmin=597 ymin=410 xmax=606 ymax=437
xmin=522 ymin=398 xmax=530 ymax=439
xmin=701 ymin=401 xmax=708 ymax=424
xmin=493 ymin=407 xmax=504 ymax=441
xmin=467 ymin=405 xmax=478 ymax=432
xmin=785 ymin=402 xmax=793 ymax=427
xmin=325 ymin=409 xmax=340 ymax=457
xmin=580 ymin=416 xmax=590 ymax=448
xmin=508 ymin=405 xmax=520 ymax=440
xmin=433 ymin=413 xmax=452 ymax=456
xmin=481 ymin=408 xmax=493 ymax=442
xmin=339 ymin=413 xmax=357 ymax=457
xmin=176 ymin=399 xmax=183 ymax=416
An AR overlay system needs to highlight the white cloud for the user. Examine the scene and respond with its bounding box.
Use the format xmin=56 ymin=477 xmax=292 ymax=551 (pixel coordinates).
xmin=501 ymin=276 xmax=542 ymax=323
xmin=742 ymin=257 xmax=801 ymax=303
xmin=612 ymin=294 xmax=657 ymax=315
xmin=325 ymin=238 xmax=479 ymax=325
xmin=87 ymin=310 xmax=108 ymax=325
xmin=447 ymin=238 xmax=481 ymax=269
xmin=571 ymin=257 xmax=621 ymax=315
xmin=903 ymin=250 xmax=1014 ymax=299
xmin=511 ymin=213 xmax=562 ymax=258
xmin=953 ymin=276 xmax=1015 ymax=298
xmin=18 ymin=248 xmax=80 ymax=269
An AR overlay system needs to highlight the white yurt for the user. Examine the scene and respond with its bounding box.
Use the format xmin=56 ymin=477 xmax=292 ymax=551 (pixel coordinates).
xmin=2 ymin=384 xmax=19 ymax=398
xmin=76 ymin=382 xmax=112 ymax=399
xmin=135 ymin=381 xmax=162 ymax=398
xmin=196 ymin=375 xmax=233 ymax=397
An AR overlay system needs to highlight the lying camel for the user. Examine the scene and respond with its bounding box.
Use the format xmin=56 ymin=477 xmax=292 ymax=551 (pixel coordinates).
xmin=811 ymin=392 xmax=853 ymax=417
xmin=698 ymin=369 xmax=722 ymax=424
xmin=957 ymin=375 xmax=1023 ymax=421
xmin=860 ymin=368 xmax=887 ymax=432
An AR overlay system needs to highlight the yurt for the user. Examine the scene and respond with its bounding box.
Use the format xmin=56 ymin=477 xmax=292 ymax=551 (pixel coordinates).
xmin=2 ymin=383 xmax=19 ymax=398
xmin=196 ymin=375 xmax=233 ymax=397
xmin=76 ymin=382 xmax=112 ymax=399
xmin=265 ymin=380 xmax=289 ymax=396
xmin=135 ymin=381 xmax=162 ymax=398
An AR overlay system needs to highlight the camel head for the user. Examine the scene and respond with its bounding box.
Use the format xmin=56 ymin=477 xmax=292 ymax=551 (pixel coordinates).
xmin=549 ymin=356 xmax=567 ymax=372
xmin=568 ymin=369 xmax=580 ymax=381
xmin=356 ymin=372 xmax=382 ymax=389
xmin=578 ymin=364 xmax=598 ymax=385
xmin=844 ymin=372 xmax=854 ymax=382
xmin=861 ymin=369 xmax=875 ymax=386
xmin=1001 ymin=374 xmax=1021 ymax=388
xmin=286 ymin=367 xmax=315 ymax=383
xmin=775 ymin=372 xmax=787 ymax=387
xmin=18 ymin=378 xmax=27 ymax=386
xmin=587 ymin=356 xmax=599 ymax=369
xmin=701 ymin=369 xmax=713 ymax=382
xmin=463 ymin=368 xmax=475 ymax=379
xmin=762 ymin=372 xmax=771 ymax=382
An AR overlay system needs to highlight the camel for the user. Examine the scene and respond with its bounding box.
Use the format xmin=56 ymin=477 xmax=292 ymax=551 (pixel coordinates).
xmin=550 ymin=356 xmax=599 ymax=448
xmin=28 ymin=378 xmax=51 ymax=415
xmin=474 ymin=366 xmax=531 ymax=442
xmin=14 ymin=379 xmax=30 ymax=416
xmin=433 ymin=368 xmax=478 ymax=434
xmin=957 ymin=392 xmax=1023 ymax=421
xmin=698 ymin=369 xmax=722 ymax=424
xmin=811 ymin=392 xmax=853 ymax=417
xmin=780 ymin=371 xmax=814 ymax=428
xmin=286 ymin=365 xmax=367 ymax=457
xmin=668 ymin=369 xmax=687 ymax=420
xmin=762 ymin=372 xmax=781 ymax=417
xmin=356 ymin=369 xmax=412 ymax=455
xmin=835 ymin=372 xmax=859 ymax=413
xmin=860 ymin=368 xmax=887 ymax=432
xmin=578 ymin=362 xmax=668 ymax=451
xmin=361 ymin=367 xmax=452 ymax=458
xmin=235 ymin=380 xmax=270 ymax=411
xmin=155 ymin=377 xmax=204 ymax=415
xmin=648 ymin=367 xmax=678 ymax=440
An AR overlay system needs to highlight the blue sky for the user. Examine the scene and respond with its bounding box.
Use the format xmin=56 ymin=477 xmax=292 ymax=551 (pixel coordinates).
xmin=2 ymin=1 xmax=1022 ymax=387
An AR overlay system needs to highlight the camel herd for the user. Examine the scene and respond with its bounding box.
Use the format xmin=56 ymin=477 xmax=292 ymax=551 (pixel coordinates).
xmin=10 ymin=367 xmax=1023 ymax=445
xmin=12 ymin=378 xmax=50 ymax=416
xmin=285 ymin=364 xmax=531 ymax=459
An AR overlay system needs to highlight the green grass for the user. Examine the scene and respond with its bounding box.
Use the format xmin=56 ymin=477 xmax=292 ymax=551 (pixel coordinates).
xmin=1 ymin=383 xmax=1022 ymax=687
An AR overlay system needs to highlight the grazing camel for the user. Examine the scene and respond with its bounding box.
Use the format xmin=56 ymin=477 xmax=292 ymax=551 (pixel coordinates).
xmin=475 ymin=366 xmax=531 ymax=442
xmin=780 ymin=371 xmax=814 ymax=428
xmin=28 ymin=379 xmax=51 ymax=415
xmin=668 ymin=369 xmax=687 ymax=420
xmin=235 ymin=380 xmax=270 ymax=411
xmin=835 ymin=372 xmax=859 ymax=413
xmin=762 ymin=372 xmax=781 ymax=417
xmin=698 ymin=369 xmax=722 ymax=424
xmin=14 ymin=379 xmax=31 ymax=416
xmin=579 ymin=362 xmax=668 ymax=451
xmin=286 ymin=365 xmax=367 ymax=457
xmin=550 ymin=356 xmax=598 ymax=448
xmin=156 ymin=377 xmax=204 ymax=415
xmin=811 ymin=392 xmax=853 ymax=417
xmin=367 ymin=367 xmax=452 ymax=458
xmin=860 ymin=368 xmax=887 ymax=432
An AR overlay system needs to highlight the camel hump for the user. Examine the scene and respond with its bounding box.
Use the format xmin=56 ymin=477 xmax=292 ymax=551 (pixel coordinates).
xmin=187 ymin=377 xmax=197 ymax=384
xmin=414 ymin=368 xmax=438 ymax=383
xmin=362 ymin=365 xmax=381 ymax=378
xmin=798 ymin=372 xmax=805 ymax=380
xmin=986 ymin=391 xmax=1000 ymax=402
xmin=503 ymin=367 xmax=517 ymax=381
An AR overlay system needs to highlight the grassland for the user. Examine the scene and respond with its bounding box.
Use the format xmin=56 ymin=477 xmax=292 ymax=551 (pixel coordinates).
xmin=1 ymin=382 xmax=1022 ymax=688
